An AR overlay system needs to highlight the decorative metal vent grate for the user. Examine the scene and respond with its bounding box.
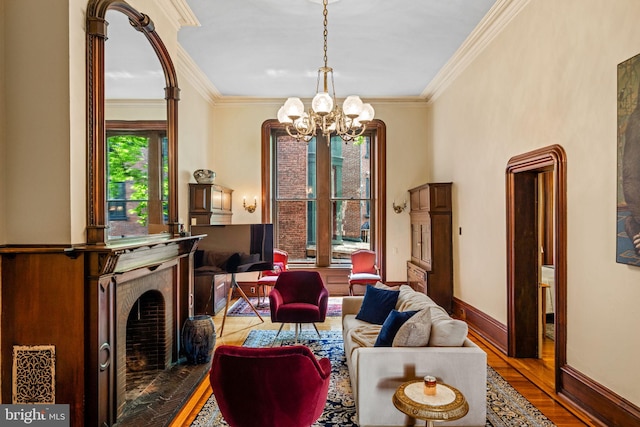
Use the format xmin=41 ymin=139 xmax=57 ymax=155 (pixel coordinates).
xmin=12 ymin=345 xmax=56 ymax=404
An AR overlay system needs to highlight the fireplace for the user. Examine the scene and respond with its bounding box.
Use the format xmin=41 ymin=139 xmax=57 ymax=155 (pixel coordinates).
xmin=116 ymin=268 xmax=174 ymax=417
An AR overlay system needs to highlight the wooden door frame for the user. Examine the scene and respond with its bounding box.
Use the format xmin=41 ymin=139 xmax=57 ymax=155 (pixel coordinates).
xmin=506 ymin=144 xmax=566 ymax=391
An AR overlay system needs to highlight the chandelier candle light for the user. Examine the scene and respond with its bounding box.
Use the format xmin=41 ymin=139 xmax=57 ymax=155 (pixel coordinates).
xmin=277 ymin=0 xmax=375 ymax=143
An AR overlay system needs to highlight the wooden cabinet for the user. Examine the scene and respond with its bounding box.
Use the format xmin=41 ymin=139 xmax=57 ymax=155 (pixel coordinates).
xmin=407 ymin=183 xmax=453 ymax=312
xmin=189 ymin=183 xmax=233 ymax=225
xmin=407 ymin=261 xmax=427 ymax=294
xmin=194 ymin=272 xmax=229 ymax=315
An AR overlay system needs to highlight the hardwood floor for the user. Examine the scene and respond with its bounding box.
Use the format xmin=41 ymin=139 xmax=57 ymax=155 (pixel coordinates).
xmin=171 ymin=298 xmax=595 ymax=427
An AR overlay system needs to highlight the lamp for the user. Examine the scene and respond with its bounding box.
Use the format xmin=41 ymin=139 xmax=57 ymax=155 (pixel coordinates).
xmin=277 ymin=0 xmax=374 ymax=144
xmin=243 ymin=196 xmax=257 ymax=213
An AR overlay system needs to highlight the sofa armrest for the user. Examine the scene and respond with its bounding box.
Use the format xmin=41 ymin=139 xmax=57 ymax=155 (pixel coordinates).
xmin=342 ymin=296 xmax=363 ymax=319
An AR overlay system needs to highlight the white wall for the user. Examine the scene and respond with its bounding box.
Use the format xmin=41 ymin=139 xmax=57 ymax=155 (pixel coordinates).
xmin=429 ymin=0 xmax=640 ymax=406
xmin=210 ymin=100 xmax=429 ymax=281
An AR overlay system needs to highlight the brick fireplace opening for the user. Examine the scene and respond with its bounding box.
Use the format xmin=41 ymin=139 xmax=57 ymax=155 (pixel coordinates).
xmin=125 ymin=290 xmax=169 ymax=402
xmin=116 ymin=268 xmax=174 ymax=418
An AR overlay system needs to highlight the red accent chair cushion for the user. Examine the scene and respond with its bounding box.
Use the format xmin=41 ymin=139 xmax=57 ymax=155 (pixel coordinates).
xmin=209 ymin=344 xmax=331 ymax=427
xmin=269 ymin=271 xmax=329 ymax=324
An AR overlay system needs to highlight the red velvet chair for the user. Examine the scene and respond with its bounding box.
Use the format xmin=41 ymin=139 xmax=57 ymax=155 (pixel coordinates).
xmin=348 ymin=249 xmax=382 ymax=295
xmin=256 ymin=248 xmax=288 ymax=307
xmin=269 ymin=271 xmax=329 ymax=343
xmin=209 ymin=345 xmax=331 ymax=427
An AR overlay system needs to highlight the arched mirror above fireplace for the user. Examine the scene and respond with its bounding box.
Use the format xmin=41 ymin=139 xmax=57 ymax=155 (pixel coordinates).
xmin=86 ymin=0 xmax=180 ymax=244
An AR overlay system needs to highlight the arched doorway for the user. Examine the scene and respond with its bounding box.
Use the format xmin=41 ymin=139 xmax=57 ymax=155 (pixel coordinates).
xmin=506 ymin=144 xmax=567 ymax=390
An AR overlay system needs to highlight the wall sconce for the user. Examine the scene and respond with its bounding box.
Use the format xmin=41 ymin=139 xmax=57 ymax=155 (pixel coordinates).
xmin=392 ymin=200 xmax=407 ymax=214
xmin=243 ymin=196 xmax=257 ymax=213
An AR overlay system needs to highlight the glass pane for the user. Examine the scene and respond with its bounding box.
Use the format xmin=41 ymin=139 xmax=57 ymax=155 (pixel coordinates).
xmin=108 ymin=201 xmax=149 ymax=238
xmin=276 ymin=134 xmax=315 ymax=199
xmin=331 ymin=199 xmax=371 ymax=263
xmin=331 ymin=135 xmax=370 ymax=199
xmin=275 ymin=200 xmax=316 ymax=263
xmin=107 ymin=134 xmax=149 ymax=238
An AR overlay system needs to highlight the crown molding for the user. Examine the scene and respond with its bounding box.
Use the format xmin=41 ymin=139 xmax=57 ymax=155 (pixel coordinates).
xmin=209 ymin=96 xmax=427 ymax=107
xmin=176 ymin=45 xmax=221 ymax=104
xmin=156 ymin=0 xmax=199 ymax=32
xmin=422 ymin=0 xmax=532 ymax=103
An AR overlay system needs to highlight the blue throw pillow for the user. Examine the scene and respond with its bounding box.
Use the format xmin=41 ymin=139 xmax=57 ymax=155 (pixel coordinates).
xmin=355 ymin=285 xmax=400 ymax=325
xmin=374 ymin=310 xmax=418 ymax=347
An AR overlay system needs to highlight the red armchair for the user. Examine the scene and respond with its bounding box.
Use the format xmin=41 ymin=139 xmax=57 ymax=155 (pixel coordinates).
xmin=209 ymin=344 xmax=331 ymax=427
xmin=269 ymin=271 xmax=329 ymax=343
xmin=348 ymin=249 xmax=382 ymax=295
xmin=256 ymin=248 xmax=288 ymax=307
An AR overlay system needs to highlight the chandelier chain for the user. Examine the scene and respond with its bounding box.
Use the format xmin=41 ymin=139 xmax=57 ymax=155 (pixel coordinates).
xmin=322 ymin=0 xmax=328 ymax=68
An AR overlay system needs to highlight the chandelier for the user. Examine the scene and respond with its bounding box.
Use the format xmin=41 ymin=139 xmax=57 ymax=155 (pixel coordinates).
xmin=277 ymin=0 xmax=375 ymax=143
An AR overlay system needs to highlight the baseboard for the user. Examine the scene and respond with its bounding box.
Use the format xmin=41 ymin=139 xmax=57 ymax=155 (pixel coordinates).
xmin=453 ymin=297 xmax=640 ymax=427
xmin=561 ymin=365 xmax=640 ymax=427
xmin=452 ymin=297 xmax=507 ymax=353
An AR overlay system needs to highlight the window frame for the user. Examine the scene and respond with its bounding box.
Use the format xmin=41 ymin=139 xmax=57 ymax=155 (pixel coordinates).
xmin=105 ymin=120 xmax=168 ymax=238
xmin=260 ymin=119 xmax=386 ymax=272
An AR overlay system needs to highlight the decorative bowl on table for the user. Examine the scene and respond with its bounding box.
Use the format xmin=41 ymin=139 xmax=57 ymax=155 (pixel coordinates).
xmin=193 ymin=169 xmax=216 ymax=184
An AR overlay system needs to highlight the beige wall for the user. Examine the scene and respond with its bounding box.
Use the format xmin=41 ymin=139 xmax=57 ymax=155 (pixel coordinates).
xmin=210 ymin=100 xmax=429 ymax=280
xmin=2 ymin=0 xmax=86 ymax=245
xmin=0 ymin=0 xmax=6 ymax=244
xmin=429 ymin=0 xmax=640 ymax=406
xmin=176 ymin=75 xmax=216 ymax=226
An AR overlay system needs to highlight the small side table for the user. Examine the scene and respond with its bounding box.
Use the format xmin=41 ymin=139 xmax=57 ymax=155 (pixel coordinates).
xmin=392 ymin=380 xmax=469 ymax=427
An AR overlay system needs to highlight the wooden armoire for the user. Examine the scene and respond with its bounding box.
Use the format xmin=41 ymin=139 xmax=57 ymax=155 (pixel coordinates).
xmin=407 ymin=182 xmax=453 ymax=312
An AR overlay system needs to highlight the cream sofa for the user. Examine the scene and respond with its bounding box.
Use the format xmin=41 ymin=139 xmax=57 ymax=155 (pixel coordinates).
xmin=342 ymin=285 xmax=487 ymax=426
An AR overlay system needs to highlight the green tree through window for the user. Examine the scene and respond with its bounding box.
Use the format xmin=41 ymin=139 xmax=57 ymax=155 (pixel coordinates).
xmin=108 ymin=134 xmax=149 ymax=223
xmin=106 ymin=120 xmax=168 ymax=239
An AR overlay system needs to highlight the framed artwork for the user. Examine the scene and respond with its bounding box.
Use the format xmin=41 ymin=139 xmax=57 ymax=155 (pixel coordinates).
xmin=617 ymin=52 xmax=640 ymax=266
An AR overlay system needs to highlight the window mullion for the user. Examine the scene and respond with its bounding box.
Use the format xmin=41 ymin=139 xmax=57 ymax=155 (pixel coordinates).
xmin=316 ymin=134 xmax=332 ymax=267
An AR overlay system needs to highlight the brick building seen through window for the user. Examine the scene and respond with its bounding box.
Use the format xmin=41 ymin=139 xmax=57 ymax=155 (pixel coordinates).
xmin=263 ymin=121 xmax=386 ymax=267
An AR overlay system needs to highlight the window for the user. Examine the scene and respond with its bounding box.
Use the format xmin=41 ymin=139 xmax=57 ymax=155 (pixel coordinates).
xmin=261 ymin=120 xmax=386 ymax=268
xmin=106 ymin=121 xmax=168 ymax=239
xmin=108 ymin=182 xmax=128 ymax=221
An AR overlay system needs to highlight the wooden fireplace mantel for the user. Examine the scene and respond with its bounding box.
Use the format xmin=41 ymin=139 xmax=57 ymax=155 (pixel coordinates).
xmin=0 ymin=234 xmax=203 ymax=426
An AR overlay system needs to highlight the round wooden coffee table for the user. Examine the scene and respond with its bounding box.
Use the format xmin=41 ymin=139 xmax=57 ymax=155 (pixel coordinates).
xmin=392 ymin=379 xmax=469 ymax=427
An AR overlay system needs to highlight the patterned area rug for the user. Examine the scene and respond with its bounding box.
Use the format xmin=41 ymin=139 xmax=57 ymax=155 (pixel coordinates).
xmin=191 ymin=330 xmax=556 ymax=427
xmin=226 ymin=296 xmax=342 ymax=317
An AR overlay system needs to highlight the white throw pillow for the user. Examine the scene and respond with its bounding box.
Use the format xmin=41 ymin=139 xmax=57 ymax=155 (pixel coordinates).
xmin=392 ymin=309 xmax=432 ymax=347
xmin=428 ymin=306 xmax=468 ymax=347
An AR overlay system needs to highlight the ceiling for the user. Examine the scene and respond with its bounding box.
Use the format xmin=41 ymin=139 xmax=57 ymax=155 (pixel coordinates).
xmin=105 ymin=0 xmax=498 ymax=101
xmin=177 ymin=0 xmax=497 ymax=100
